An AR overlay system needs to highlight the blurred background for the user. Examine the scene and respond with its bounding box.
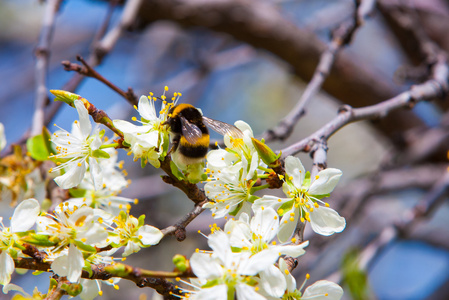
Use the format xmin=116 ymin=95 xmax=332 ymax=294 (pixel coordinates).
xmin=1 ymin=0 xmax=449 ymax=299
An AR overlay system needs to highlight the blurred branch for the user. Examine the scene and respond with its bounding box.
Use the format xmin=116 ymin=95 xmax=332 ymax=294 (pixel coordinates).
xmin=31 ymin=0 xmax=63 ymax=137
xmin=281 ymin=53 xmax=448 ymax=158
xmin=378 ymin=0 xmax=444 ymax=66
xmin=137 ymin=0 xmax=423 ymax=144
xmin=62 ymin=55 xmax=138 ymax=105
xmin=298 ymin=163 xmax=448 ymax=277
xmin=262 ymin=0 xmax=374 ymax=142
xmin=44 ymin=0 xmax=144 ymax=126
xmin=45 ymin=277 xmax=69 ymax=300
xmin=326 ymin=166 xmax=449 ymax=283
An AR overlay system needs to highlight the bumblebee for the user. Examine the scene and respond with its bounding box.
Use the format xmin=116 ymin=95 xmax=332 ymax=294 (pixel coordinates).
xmin=165 ymin=103 xmax=243 ymax=167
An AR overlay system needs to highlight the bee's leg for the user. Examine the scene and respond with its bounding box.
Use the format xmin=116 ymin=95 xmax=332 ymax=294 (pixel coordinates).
xmin=168 ymin=135 xmax=180 ymax=155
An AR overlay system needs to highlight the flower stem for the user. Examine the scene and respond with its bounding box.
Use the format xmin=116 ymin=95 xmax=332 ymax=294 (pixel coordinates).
xmin=250 ymin=184 xmax=270 ymax=194
xmin=100 ymin=143 xmax=119 ymax=149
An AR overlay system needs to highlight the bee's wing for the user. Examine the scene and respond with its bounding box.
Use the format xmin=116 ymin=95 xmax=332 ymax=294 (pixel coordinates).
xmin=180 ymin=116 xmax=203 ymax=144
xmin=202 ymin=116 xmax=244 ymax=139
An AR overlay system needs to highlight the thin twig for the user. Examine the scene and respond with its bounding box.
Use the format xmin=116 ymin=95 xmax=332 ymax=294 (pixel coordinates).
xmin=161 ymin=201 xmax=207 ymax=241
xmin=62 ymin=55 xmax=138 ymax=105
xmin=262 ymin=0 xmax=373 ymax=141
xmin=44 ymin=0 xmax=143 ymax=126
xmin=326 ymin=167 xmax=449 ymax=284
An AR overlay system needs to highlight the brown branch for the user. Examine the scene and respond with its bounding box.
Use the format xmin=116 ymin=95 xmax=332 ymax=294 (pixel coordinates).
xmin=44 ymin=0 xmax=143 ymax=127
xmin=14 ymin=258 xmax=190 ymax=300
xmin=45 ymin=277 xmax=69 ymax=300
xmin=161 ymin=201 xmax=207 ymax=241
xmin=62 ymin=55 xmax=138 ymax=106
xmin=262 ymin=0 xmax=374 ymax=141
xmin=281 ymin=54 xmax=449 ymax=158
xmin=324 ymin=166 xmax=449 ymax=283
xmin=31 ymin=0 xmax=63 ymax=136
xmin=159 ymin=156 xmax=207 ymax=205
xmin=137 ymin=0 xmax=423 ymax=143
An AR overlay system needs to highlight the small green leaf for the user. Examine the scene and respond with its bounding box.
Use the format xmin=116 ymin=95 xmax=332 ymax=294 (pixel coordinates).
xmin=26 ymin=133 xmax=53 ymax=161
xmin=342 ymin=248 xmax=370 ymax=300
xmin=278 ymin=200 xmax=294 ymax=216
xmin=91 ymin=149 xmax=110 ymax=159
xmin=73 ymin=240 xmax=96 ymax=253
xmin=22 ymin=234 xmax=57 ymax=247
xmin=68 ymin=188 xmax=88 ymax=198
xmin=170 ymin=160 xmax=186 ymax=180
xmin=138 ymin=214 xmax=146 ymax=227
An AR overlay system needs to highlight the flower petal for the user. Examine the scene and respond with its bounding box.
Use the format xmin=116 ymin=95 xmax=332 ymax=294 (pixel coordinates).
xmin=235 ymin=283 xmax=266 ymax=300
xmin=74 ymin=100 xmax=92 ymax=140
xmin=138 ymin=96 xmax=157 ymax=121
xmin=303 ymin=280 xmax=344 ymax=300
xmin=52 ymin=244 xmax=84 ymax=283
xmin=258 ymin=264 xmax=286 ymax=298
xmin=309 ymin=206 xmax=346 ymax=236
xmin=274 ymin=241 xmax=308 ymax=258
xmin=308 ymin=168 xmax=342 ymax=195
xmin=277 ymin=207 xmax=299 ymax=243
xmin=54 ymin=160 xmax=86 ymax=189
xmin=192 ymin=284 xmax=227 ymax=300
xmin=190 ymin=252 xmax=223 ymax=280
xmin=238 ymin=249 xmax=279 ymax=275
xmin=0 ymin=252 xmax=14 ymax=285
xmin=251 ymin=207 xmax=279 ymax=243
xmin=285 ymin=156 xmax=305 ymax=188
xmin=137 ymin=225 xmax=163 ymax=246
xmin=89 ymin=157 xmax=103 ymax=191
xmin=0 ymin=122 xmax=6 ymax=151
xmin=10 ymin=198 xmax=40 ymax=232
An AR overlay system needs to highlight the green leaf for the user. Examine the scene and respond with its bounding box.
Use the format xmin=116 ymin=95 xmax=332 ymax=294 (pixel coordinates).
xmin=68 ymin=188 xmax=88 ymax=198
xmin=341 ymin=248 xmax=370 ymax=300
xmin=138 ymin=214 xmax=146 ymax=227
xmin=170 ymin=160 xmax=186 ymax=181
xmin=26 ymin=132 xmax=53 ymax=161
xmin=278 ymin=200 xmax=294 ymax=217
xmin=22 ymin=234 xmax=57 ymax=247
xmin=73 ymin=240 xmax=97 ymax=253
xmin=91 ymin=149 xmax=110 ymax=159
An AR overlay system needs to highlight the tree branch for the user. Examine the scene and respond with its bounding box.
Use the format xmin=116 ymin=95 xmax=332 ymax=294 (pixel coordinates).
xmin=281 ymin=54 xmax=448 ymax=158
xmin=31 ymin=0 xmax=63 ymax=136
xmin=137 ymin=0 xmax=424 ymax=143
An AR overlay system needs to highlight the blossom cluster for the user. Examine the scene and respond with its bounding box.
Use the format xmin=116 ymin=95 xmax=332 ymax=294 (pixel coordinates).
xmin=0 ymin=88 xmax=346 ymax=300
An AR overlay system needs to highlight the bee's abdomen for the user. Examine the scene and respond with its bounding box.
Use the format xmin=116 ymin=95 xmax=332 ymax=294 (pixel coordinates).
xmin=179 ymin=134 xmax=210 ymax=158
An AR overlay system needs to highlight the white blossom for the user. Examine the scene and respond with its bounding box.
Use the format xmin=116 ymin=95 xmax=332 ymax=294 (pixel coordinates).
xmin=113 ymin=93 xmax=174 ymax=168
xmin=0 ymin=199 xmax=40 ymax=286
xmin=184 ymin=231 xmax=279 ymax=299
xmin=107 ymin=212 xmax=163 ymax=257
xmin=254 ymin=156 xmax=345 ymax=241
xmin=49 ymin=100 xmax=105 ymax=190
